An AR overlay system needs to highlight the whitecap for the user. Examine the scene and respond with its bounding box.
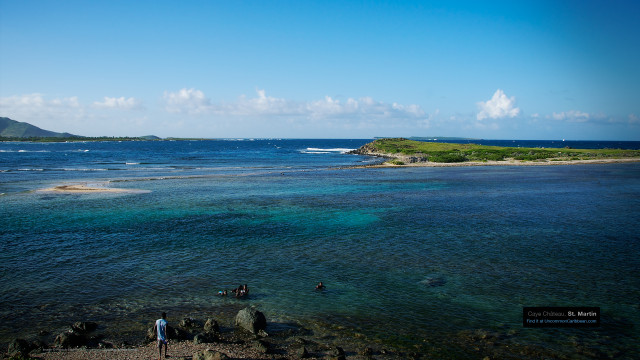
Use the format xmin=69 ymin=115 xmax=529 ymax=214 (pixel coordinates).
xmin=62 ymin=168 xmax=109 ymax=171
xmin=4 ymin=150 xmax=51 ymax=153
xmin=304 ymin=148 xmax=355 ymax=154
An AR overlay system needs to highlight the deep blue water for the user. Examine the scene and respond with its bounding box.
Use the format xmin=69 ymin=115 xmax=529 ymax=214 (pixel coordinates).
xmin=1 ymin=139 xmax=639 ymax=359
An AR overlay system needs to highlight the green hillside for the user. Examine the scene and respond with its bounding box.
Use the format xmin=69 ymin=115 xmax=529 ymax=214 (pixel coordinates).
xmin=0 ymin=117 xmax=78 ymax=138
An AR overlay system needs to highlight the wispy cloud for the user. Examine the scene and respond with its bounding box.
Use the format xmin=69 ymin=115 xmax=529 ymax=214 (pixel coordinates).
xmin=93 ymin=96 xmax=143 ymax=110
xmin=476 ymin=89 xmax=520 ymax=121
xmin=550 ymin=110 xmax=590 ymax=122
xmin=0 ymin=93 xmax=80 ymax=109
xmin=161 ymin=88 xmax=427 ymax=120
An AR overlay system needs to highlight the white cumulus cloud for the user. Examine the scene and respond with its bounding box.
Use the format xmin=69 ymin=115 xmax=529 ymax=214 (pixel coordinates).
xmin=93 ymin=96 xmax=142 ymax=110
xmin=163 ymin=88 xmax=211 ymax=114
xmin=476 ymin=89 xmax=520 ymax=121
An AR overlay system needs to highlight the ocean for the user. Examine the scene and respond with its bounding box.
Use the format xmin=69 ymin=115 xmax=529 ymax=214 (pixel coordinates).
xmin=1 ymin=139 xmax=639 ymax=359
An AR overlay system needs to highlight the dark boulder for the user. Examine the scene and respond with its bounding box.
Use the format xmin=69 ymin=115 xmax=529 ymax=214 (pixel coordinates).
xmin=234 ymin=307 xmax=267 ymax=334
xmin=252 ymin=339 xmax=270 ymax=354
xmin=180 ymin=317 xmax=201 ymax=330
xmin=296 ymin=346 xmax=310 ymax=358
xmin=193 ymin=349 xmax=230 ymax=360
xmin=204 ymin=318 xmax=220 ymax=334
xmin=54 ymin=331 xmax=86 ymax=348
xmin=30 ymin=339 xmax=48 ymax=353
xmin=359 ymin=347 xmax=374 ymax=359
xmin=193 ymin=332 xmax=219 ymax=344
xmin=98 ymin=340 xmax=114 ymax=349
xmin=329 ymin=346 xmax=346 ymax=360
xmin=8 ymin=339 xmax=32 ymax=358
xmin=169 ymin=324 xmax=192 ymax=340
xmin=71 ymin=321 xmax=98 ymax=334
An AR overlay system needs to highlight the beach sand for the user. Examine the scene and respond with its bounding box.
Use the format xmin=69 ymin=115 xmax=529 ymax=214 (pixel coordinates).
xmin=28 ymin=337 xmax=393 ymax=360
xmin=32 ymin=341 xmax=279 ymax=360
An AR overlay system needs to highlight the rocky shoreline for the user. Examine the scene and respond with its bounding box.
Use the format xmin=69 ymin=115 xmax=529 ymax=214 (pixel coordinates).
xmin=4 ymin=306 xmax=633 ymax=359
xmin=3 ymin=307 xmax=404 ymax=360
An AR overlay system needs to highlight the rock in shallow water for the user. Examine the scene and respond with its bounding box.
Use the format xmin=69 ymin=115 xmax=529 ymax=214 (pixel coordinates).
xmin=71 ymin=321 xmax=98 ymax=334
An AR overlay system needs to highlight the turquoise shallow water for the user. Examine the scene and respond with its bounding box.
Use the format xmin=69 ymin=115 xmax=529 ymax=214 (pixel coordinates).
xmin=1 ymin=140 xmax=639 ymax=358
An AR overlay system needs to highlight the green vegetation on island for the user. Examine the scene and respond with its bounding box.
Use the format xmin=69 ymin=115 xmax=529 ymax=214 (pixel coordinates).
xmin=352 ymin=138 xmax=640 ymax=164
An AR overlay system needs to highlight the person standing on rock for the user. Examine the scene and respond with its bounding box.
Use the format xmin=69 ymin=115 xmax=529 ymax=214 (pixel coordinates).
xmin=153 ymin=312 xmax=169 ymax=360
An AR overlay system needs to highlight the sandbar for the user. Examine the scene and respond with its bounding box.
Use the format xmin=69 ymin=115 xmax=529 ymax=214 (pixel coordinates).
xmin=37 ymin=184 xmax=149 ymax=194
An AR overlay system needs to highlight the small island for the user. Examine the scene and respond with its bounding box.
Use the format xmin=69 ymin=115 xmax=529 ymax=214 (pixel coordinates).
xmin=350 ymin=138 xmax=640 ymax=166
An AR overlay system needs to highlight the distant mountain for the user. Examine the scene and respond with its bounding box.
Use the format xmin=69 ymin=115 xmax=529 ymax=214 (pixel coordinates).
xmin=0 ymin=117 xmax=79 ymax=138
xmin=140 ymin=135 xmax=161 ymax=140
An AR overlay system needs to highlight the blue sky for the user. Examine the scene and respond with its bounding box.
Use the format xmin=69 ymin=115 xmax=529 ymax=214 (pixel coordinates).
xmin=1 ymin=0 xmax=639 ymax=139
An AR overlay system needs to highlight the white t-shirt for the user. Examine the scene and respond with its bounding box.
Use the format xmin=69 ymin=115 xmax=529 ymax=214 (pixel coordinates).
xmin=156 ymin=318 xmax=167 ymax=341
